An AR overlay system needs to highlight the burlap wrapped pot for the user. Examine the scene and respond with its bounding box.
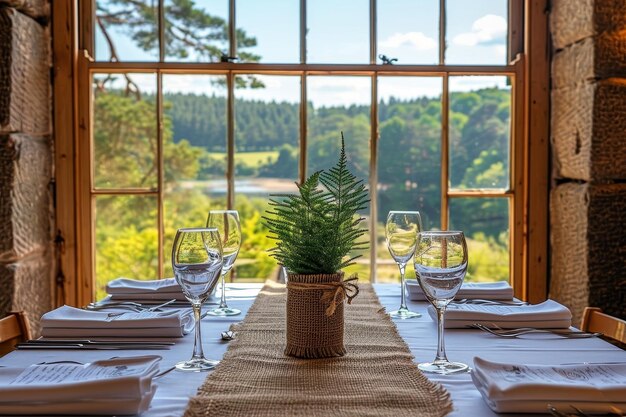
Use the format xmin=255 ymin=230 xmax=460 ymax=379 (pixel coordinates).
xmin=285 ymin=272 xmax=358 ymax=359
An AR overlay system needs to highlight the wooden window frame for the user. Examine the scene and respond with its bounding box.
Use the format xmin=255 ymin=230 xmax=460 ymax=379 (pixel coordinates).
xmin=52 ymin=0 xmax=550 ymax=307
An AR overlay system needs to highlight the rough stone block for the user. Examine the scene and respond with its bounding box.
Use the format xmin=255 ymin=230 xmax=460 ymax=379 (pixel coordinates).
xmin=553 ymin=35 xmax=626 ymax=89
xmin=551 ymin=79 xmax=626 ymax=181
xmin=551 ymin=0 xmax=626 ymax=50
xmin=550 ymin=183 xmax=626 ymax=324
xmin=551 ymin=0 xmax=595 ymax=49
xmin=0 ymin=255 xmax=52 ymax=336
xmin=0 ymin=7 xmax=50 ymax=135
xmin=0 ymin=133 xmax=52 ymax=260
xmin=0 ymin=0 xmax=49 ymax=22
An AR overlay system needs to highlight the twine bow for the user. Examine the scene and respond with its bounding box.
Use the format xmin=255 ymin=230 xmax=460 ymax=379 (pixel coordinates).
xmin=287 ymin=275 xmax=360 ymax=316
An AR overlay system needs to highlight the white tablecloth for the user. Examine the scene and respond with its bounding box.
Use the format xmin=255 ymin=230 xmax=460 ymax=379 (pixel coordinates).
xmin=1 ymin=284 xmax=624 ymax=417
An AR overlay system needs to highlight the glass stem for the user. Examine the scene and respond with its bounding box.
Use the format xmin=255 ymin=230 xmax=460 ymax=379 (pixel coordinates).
xmin=191 ymin=303 xmax=204 ymax=360
xmin=399 ymin=263 xmax=408 ymax=310
xmin=435 ymin=305 xmax=449 ymax=363
xmin=219 ymin=272 xmax=228 ymax=309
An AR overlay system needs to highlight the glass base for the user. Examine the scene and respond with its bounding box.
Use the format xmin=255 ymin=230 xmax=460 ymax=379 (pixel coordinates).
xmin=207 ymin=307 xmax=241 ymax=316
xmin=175 ymin=357 xmax=219 ymax=372
xmin=418 ymin=360 xmax=469 ymax=375
xmin=389 ymin=307 xmax=421 ymax=319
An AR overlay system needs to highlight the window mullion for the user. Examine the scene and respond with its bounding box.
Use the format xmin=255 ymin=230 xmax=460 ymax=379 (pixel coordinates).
xmin=227 ymin=73 xmax=235 ymax=210
xmin=370 ymin=0 xmax=376 ymax=65
xmin=440 ymin=75 xmax=450 ymax=230
xmin=157 ymin=72 xmax=165 ymax=280
xmin=300 ymin=0 xmax=306 ymax=64
xmin=230 ymin=0 xmax=237 ymax=59
xmin=299 ymin=74 xmax=307 ymax=184
xmin=439 ymin=0 xmax=446 ymax=65
xmin=369 ymin=74 xmax=378 ymax=283
xmin=158 ymin=0 xmax=165 ymax=61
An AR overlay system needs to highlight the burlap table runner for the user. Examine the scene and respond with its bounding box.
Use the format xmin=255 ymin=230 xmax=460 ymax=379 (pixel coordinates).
xmin=184 ymin=281 xmax=453 ymax=417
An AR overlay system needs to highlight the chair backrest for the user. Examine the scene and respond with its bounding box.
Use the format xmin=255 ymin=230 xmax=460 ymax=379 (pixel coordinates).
xmin=0 ymin=312 xmax=31 ymax=357
xmin=580 ymin=307 xmax=626 ymax=345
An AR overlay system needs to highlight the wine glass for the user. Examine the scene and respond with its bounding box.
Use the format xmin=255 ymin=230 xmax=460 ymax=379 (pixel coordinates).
xmin=172 ymin=227 xmax=223 ymax=371
xmin=386 ymin=211 xmax=422 ymax=319
xmin=206 ymin=210 xmax=242 ymax=316
xmin=414 ymin=230 xmax=469 ymax=375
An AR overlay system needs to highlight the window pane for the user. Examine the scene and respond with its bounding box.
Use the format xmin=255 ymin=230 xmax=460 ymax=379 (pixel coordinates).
xmin=308 ymin=76 xmax=371 ymax=280
xmin=95 ymin=0 xmax=158 ymax=62
xmin=164 ymin=0 xmax=229 ymax=62
xmin=449 ymin=76 xmax=511 ymax=190
xmin=237 ymin=0 xmax=299 ymax=63
xmin=93 ymin=73 xmax=157 ymax=189
xmin=161 ymin=75 xmax=228 ymax=277
xmin=446 ymin=0 xmax=508 ymax=65
xmin=307 ymin=0 xmax=369 ymax=63
xmin=377 ymin=76 xmax=442 ymax=282
xmin=378 ymin=0 xmax=439 ymax=65
xmin=95 ymin=195 xmax=158 ymax=300
xmin=233 ymin=75 xmax=301 ymax=281
xmin=449 ymin=197 xmax=509 ymax=283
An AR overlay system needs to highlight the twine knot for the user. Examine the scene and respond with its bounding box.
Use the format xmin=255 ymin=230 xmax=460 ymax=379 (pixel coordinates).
xmin=287 ymin=275 xmax=360 ymax=316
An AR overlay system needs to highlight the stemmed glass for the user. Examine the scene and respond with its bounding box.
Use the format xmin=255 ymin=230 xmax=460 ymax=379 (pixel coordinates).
xmin=414 ymin=230 xmax=469 ymax=374
xmin=172 ymin=227 xmax=223 ymax=371
xmin=386 ymin=211 xmax=422 ymax=319
xmin=206 ymin=210 xmax=242 ymax=316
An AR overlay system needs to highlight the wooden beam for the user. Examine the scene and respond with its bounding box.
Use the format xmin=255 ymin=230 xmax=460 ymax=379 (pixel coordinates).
xmin=51 ymin=0 xmax=77 ymax=307
xmin=524 ymin=0 xmax=550 ymax=303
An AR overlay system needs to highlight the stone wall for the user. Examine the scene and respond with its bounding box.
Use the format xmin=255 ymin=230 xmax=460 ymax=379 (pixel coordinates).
xmin=0 ymin=0 xmax=52 ymax=334
xmin=550 ymin=0 xmax=626 ymax=324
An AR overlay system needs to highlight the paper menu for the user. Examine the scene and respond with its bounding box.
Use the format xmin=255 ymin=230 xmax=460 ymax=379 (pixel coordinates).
xmin=472 ymin=357 xmax=626 ymax=403
xmin=0 ymin=356 xmax=161 ymax=403
xmin=10 ymin=360 xmax=157 ymax=386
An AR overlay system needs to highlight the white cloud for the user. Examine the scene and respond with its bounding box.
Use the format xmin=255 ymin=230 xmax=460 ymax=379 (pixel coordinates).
xmin=380 ymin=32 xmax=437 ymax=50
xmin=452 ymin=14 xmax=507 ymax=47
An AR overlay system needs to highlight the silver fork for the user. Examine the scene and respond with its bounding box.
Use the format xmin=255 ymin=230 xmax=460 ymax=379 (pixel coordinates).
xmin=86 ymin=301 xmax=144 ymax=312
xmin=453 ymin=298 xmax=528 ymax=306
xmin=548 ymin=404 xmax=624 ymax=417
xmin=107 ymin=299 xmax=178 ymax=317
xmin=471 ymin=323 xmax=600 ymax=338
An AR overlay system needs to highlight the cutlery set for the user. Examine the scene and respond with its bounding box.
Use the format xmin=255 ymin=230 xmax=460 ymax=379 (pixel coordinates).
xmin=452 ymin=298 xmax=528 ymax=306
xmin=548 ymin=404 xmax=625 ymax=417
xmin=471 ymin=323 xmax=600 ymax=338
xmin=17 ymin=339 xmax=174 ymax=350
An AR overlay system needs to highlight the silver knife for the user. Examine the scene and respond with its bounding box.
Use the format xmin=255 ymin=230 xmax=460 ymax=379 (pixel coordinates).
xmin=16 ymin=343 xmax=170 ymax=350
xmin=28 ymin=339 xmax=175 ymax=346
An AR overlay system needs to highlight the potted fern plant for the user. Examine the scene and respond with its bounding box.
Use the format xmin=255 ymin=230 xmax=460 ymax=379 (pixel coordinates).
xmin=264 ymin=134 xmax=369 ymax=358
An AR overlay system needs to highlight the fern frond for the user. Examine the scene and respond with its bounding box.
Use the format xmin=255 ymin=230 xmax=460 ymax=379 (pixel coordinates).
xmin=263 ymin=133 xmax=370 ymax=274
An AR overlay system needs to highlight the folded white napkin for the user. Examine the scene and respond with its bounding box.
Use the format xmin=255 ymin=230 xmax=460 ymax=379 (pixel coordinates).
xmin=0 ymin=356 xmax=161 ymax=415
xmin=427 ymin=299 xmax=572 ymax=328
xmin=41 ymin=305 xmax=194 ymax=338
xmin=106 ymin=277 xmax=187 ymax=300
xmin=406 ymin=279 xmax=514 ymax=301
xmin=471 ymin=357 xmax=626 ymax=414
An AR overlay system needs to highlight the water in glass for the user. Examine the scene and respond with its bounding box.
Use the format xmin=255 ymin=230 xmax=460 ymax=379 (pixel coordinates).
xmin=206 ymin=210 xmax=242 ymax=316
xmin=386 ymin=211 xmax=422 ymax=319
xmin=414 ymin=230 xmax=469 ymax=375
xmin=172 ymin=227 xmax=223 ymax=372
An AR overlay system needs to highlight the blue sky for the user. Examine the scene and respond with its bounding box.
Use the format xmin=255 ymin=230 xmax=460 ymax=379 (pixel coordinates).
xmin=96 ymin=0 xmax=509 ymax=105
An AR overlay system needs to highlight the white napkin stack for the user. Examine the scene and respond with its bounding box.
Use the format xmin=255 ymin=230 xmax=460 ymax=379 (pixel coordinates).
xmin=427 ymin=299 xmax=572 ymax=328
xmin=406 ymin=279 xmax=514 ymax=301
xmin=0 ymin=356 xmax=161 ymax=415
xmin=471 ymin=357 xmax=626 ymax=414
xmin=106 ymin=277 xmax=187 ymax=300
xmin=41 ymin=305 xmax=194 ymax=338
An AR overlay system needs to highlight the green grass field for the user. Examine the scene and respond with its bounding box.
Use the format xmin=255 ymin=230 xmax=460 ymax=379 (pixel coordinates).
xmin=208 ymin=151 xmax=279 ymax=168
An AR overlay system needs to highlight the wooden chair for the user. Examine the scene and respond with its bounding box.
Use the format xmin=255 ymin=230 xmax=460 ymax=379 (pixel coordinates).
xmin=0 ymin=312 xmax=31 ymax=357
xmin=580 ymin=307 xmax=626 ymax=346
